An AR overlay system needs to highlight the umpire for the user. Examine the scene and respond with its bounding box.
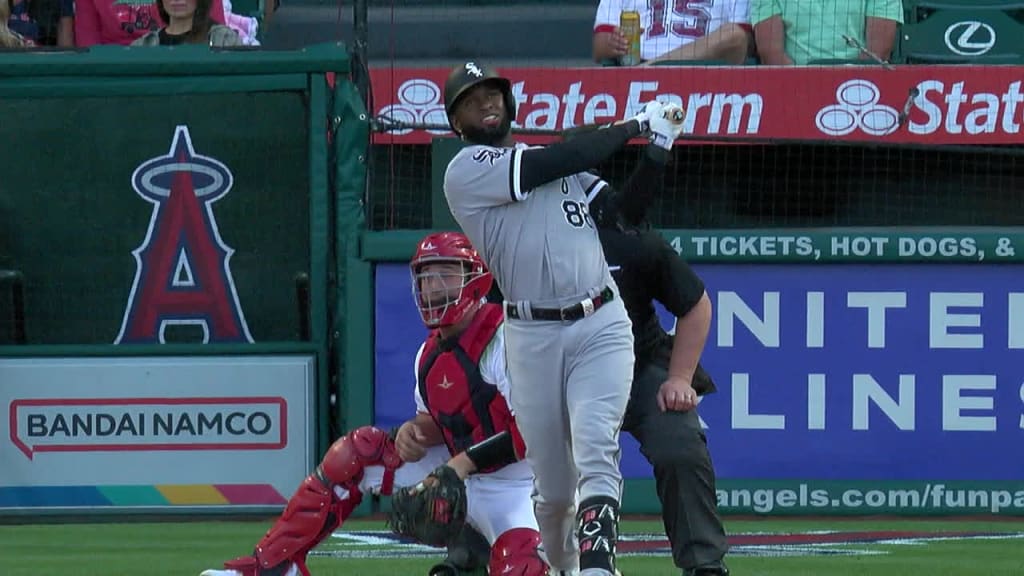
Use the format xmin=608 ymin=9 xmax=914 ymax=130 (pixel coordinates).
xmin=599 ymin=220 xmax=729 ymax=576
xmin=580 ymin=125 xmax=730 ymax=576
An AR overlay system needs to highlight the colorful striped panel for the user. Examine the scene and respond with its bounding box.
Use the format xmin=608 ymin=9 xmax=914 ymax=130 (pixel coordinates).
xmin=0 ymin=484 xmax=286 ymax=507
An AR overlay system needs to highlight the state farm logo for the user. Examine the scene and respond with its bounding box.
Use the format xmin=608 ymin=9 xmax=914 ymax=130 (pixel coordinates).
xmin=815 ymin=80 xmax=900 ymax=137
xmin=944 ymin=21 xmax=996 ymax=56
xmin=376 ymin=79 xmax=451 ymax=136
xmin=374 ymin=76 xmax=763 ymax=138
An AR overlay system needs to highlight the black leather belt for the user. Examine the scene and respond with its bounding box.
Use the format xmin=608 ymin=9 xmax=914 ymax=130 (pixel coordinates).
xmin=505 ymin=286 xmax=615 ymax=322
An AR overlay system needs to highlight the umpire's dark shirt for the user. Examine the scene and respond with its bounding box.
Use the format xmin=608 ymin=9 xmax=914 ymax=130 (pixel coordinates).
xmin=597 ymin=224 xmax=716 ymax=395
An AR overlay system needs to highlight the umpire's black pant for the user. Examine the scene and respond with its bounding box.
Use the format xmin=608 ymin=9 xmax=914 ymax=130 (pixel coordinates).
xmin=622 ymin=361 xmax=729 ymax=570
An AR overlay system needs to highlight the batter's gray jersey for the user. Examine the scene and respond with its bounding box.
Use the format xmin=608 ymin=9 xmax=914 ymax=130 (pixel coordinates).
xmin=444 ymin=143 xmax=614 ymax=307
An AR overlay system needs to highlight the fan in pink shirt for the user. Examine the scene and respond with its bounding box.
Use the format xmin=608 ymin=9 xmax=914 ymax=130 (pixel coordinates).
xmin=75 ymin=0 xmax=227 ymax=46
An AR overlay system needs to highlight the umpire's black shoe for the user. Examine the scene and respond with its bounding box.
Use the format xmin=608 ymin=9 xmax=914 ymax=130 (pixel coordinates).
xmin=429 ymin=522 xmax=491 ymax=575
xmin=427 ymin=561 xmax=460 ymax=576
xmin=683 ymin=560 xmax=730 ymax=576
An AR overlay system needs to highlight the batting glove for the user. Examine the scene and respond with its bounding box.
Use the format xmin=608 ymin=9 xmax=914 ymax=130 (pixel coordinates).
xmin=647 ymin=103 xmax=685 ymax=150
xmin=628 ymin=101 xmax=664 ymax=134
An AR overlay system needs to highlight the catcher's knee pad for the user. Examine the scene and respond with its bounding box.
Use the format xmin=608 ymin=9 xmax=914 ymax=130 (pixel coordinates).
xmin=489 ymin=528 xmax=548 ymax=576
xmin=576 ymin=496 xmax=620 ymax=574
xmin=246 ymin=426 xmax=401 ymax=574
xmin=320 ymin=425 xmax=403 ymax=494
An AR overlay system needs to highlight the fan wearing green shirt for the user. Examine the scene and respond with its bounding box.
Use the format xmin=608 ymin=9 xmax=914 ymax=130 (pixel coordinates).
xmin=752 ymin=0 xmax=904 ymax=65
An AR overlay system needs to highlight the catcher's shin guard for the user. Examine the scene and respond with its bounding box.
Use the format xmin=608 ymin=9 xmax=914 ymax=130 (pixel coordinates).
xmin=576 ymin=496 xmax=620 ymax=574
xmin=223 ymin=426 xmax=402 ymax=576
xmin=489 ymin=528 xmax=548 ymax=576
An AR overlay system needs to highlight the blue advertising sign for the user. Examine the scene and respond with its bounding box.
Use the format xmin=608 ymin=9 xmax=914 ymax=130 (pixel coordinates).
xmin=374 ymin=263 xmax=1024 ymax=485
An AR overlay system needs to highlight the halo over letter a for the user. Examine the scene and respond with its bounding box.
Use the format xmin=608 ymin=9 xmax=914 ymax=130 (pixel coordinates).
xmin=116 ymin=126 xmax=253 ymax=344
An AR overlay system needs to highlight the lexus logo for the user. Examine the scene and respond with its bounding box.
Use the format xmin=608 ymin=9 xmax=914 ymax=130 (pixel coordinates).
xmin=944 ymin=21 xmax=996 ymax=56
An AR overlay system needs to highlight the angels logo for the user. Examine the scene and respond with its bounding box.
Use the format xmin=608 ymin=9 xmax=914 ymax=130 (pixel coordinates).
xmin=115 ymin=126 xmax=253 ymax=344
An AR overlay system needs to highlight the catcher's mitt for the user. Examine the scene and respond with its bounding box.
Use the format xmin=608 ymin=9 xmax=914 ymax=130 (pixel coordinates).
xmin=387 ymin=464 xmax=468 ymax=547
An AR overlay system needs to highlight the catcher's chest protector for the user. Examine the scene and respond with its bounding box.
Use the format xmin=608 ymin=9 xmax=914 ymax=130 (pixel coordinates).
xmin=418 ymin=304 xmax=514 ymax=469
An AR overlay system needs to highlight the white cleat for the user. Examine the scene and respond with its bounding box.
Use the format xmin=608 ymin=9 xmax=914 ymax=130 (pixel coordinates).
xmin=199 ymin=571 xmax=243 ymax=576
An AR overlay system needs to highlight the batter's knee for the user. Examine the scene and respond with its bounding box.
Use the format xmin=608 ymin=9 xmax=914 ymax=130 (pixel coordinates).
xmin=489 ymin=528 xmax=547 ymax=576
xmin=533 ymin=496 xmax=576 ymax=519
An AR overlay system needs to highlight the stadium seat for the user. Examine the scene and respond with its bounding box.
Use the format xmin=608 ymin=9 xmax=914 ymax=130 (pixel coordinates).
xmin=903 ymin=0 xmax=1024 ymax=24
xmin=897 ymin=5 xmax=1024 ymax=64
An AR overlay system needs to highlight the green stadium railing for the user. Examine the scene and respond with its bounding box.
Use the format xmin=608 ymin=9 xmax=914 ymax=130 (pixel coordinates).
xmin=0 ymin=43 xmax=356 ymax=517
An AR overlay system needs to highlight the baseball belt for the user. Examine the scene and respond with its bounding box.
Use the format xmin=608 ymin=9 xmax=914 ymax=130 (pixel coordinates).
xmin=505 ymin=286 xmax=615 ymax=322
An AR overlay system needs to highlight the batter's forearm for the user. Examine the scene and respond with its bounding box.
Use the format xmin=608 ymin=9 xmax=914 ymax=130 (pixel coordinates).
xmin=668 ymin=292 xmax=711 ymax=381
xmin=518 ymin=120 xmax=643 ymax=192
xmin=618 ymin=145 xmax=669 ymax=226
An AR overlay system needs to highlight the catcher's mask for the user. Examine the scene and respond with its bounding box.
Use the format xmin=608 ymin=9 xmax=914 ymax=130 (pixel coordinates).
xmin=410 ymin=232 xmax=493 ymax=329
xmin=444 ymin=61 xmax=517 ymax=136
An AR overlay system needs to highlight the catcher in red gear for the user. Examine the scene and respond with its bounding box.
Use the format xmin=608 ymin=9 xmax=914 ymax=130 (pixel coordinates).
xmin=200 ymin=232 xmax=547 ymax=576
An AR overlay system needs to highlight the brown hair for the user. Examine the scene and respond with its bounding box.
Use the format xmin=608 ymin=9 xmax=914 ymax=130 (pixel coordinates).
xmin=0 ymin=0 xmax=28 ymax=48
xmin=157 ymin=0 xmax=216 ymax=44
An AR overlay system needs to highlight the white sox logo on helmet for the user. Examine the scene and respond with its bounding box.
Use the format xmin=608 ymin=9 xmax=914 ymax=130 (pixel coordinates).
xmin=465 ymin=62 xmax=484 ymax=78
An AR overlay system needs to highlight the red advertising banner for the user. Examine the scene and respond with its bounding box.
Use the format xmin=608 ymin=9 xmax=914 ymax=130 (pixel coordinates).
xmin=369 ymin=65 xmax=1024 ymax=146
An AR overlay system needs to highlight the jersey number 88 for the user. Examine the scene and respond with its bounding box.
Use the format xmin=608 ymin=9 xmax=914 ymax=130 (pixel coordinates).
xmin=561 ymin=199 xmax=594 ymax=229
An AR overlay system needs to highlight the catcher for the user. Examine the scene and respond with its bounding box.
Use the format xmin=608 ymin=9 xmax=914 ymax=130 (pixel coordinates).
xmin=200 ymin=231 xmax=546 ymax=576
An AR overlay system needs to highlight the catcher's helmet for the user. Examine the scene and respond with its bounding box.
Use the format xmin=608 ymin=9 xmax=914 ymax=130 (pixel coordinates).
xmin=410 ymin=232 xmax=493 ymax=329
xmin=444 ymin=62 xmax=517 ymax=133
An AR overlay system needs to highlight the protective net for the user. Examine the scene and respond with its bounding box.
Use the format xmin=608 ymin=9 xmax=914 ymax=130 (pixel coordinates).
xmin=350 ymin=0 xmax=1024 ymax=230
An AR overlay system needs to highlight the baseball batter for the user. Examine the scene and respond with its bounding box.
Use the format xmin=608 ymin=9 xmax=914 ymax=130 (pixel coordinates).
xmin=441 ymin=61 xmax=684 ymax=576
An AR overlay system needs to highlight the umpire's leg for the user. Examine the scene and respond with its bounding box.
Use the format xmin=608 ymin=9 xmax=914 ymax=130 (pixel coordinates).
xmin=623 ymin=362 xmax=728 ymax=570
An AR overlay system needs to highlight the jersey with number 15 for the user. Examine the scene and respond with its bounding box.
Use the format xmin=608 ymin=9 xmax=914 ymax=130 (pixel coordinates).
xmin=444 ymin=143 xmax=613 ymax=307
xmin=594 ymin=0 xmax=750 ymax=62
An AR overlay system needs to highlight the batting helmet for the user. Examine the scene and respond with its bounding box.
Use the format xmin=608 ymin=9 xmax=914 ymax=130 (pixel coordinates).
xmin=410 ymin=232 xmax=493 ymax=329
xmin=444 ymin=62 xmax=517 ymax=132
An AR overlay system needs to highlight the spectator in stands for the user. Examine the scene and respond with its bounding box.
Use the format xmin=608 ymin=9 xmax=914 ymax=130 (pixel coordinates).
xmin=593 ymin=0 xmax=752 ymax=65
xmin=752 ymin=0 xmax=903 ymax=65
xmin=76 ymin=0 xmax=256 ymax=46
xmin=131 ymin=0 xmax=242 ymax=46
xmin=75 ymin=0 xmax=162 ymax=45
xmin=7 ymin=0 xmax=74 ymax=46
xmin=1 ymin=0 xmax=32 ymax=47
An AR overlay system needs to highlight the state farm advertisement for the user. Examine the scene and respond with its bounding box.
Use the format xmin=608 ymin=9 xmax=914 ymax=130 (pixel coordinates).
xmin=370 ymin=65 xmax=1024 ymax=145
xmin=0 ymin=356 xmax=315 ymax=512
